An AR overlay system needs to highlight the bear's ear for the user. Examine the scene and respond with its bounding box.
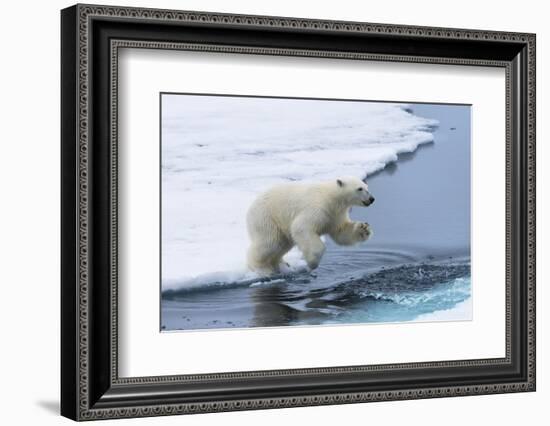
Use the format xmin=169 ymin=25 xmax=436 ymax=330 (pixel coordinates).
xmin=336 ymin=179 xmax=344 ymax=187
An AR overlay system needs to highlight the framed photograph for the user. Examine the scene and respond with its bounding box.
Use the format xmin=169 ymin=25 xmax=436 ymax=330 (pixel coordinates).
xmin=61 ymin=4 xmax=536 ymax=421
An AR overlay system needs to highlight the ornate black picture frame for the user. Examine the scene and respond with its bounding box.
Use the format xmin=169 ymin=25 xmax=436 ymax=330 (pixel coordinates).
xmin=61 ymin=3 xmax=536 ymax=421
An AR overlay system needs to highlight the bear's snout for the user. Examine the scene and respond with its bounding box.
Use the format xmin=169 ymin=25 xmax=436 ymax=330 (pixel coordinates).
xmin=363 ymin=195 xmax=375 ymax=206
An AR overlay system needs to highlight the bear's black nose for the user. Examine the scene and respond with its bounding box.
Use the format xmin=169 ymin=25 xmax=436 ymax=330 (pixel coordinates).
xmin=369 ymin=196 xmax=375 ymax=203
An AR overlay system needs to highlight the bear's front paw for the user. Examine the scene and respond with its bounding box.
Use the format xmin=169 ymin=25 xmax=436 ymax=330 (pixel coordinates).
xmin=356 ymin=222 xmax=372 ymax=241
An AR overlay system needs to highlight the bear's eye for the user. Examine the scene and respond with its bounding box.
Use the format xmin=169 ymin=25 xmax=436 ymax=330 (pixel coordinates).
xmin=357 ymin=188 xmax=363 ymax=191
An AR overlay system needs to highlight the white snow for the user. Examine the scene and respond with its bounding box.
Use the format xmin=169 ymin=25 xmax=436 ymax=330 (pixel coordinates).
xmin=414 ymin=297 xmax=473 ymax=322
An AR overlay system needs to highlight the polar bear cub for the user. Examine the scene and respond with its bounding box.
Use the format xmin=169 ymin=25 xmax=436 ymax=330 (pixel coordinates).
xmin=246 ymin=176 xmax=375 ymax=274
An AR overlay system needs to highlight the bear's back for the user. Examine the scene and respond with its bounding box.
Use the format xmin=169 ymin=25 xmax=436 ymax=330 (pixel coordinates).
xmin=251 ymin=181 xmax=334 ymax=231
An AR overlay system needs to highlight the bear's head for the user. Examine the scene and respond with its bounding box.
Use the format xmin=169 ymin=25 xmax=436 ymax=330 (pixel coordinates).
xmin=336 ymin=176 xmax=375 ymax=207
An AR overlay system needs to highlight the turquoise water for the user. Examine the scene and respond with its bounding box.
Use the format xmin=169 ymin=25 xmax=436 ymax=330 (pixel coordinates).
xmin=334 ymin=274 xmax=471 ymax=324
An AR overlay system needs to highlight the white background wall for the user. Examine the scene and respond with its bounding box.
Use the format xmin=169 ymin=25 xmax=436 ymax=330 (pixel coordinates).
xmin=0 ymin=0 xmax=546 ymax=424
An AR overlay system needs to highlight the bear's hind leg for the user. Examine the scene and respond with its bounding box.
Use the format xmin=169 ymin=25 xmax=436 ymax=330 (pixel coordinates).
xmin=247 ymin=242 xmax=276 ymax=275
xmin=247 ymin=234 xmax=292 ymax=275
xmin=269 ymin=236 xmax=293 ymax=272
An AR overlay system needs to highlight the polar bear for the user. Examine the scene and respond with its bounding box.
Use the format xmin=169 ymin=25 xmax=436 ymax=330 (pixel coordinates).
xmin=246 ymin=176 xmax=375 ymax=274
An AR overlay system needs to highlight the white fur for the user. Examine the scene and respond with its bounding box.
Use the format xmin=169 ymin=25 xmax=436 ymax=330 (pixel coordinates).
xmin=246 ymin=176 xmax=374 ymax=274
